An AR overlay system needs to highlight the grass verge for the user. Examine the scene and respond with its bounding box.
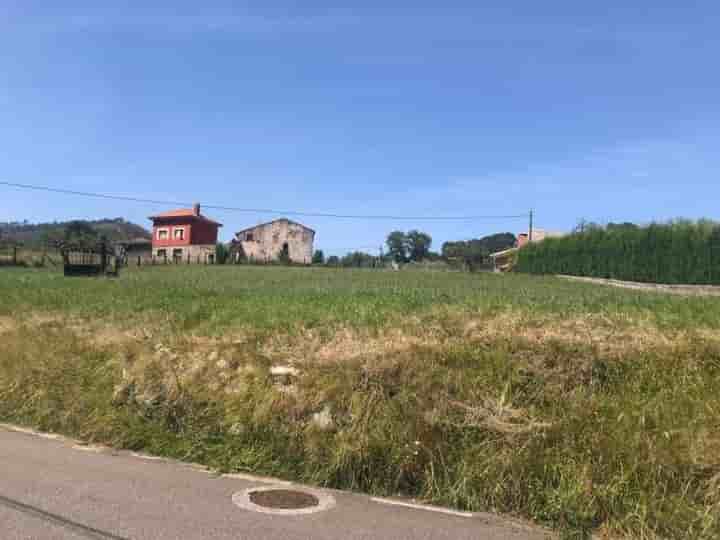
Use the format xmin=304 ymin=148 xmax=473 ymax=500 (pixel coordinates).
xmin=1 ymin=266 xmax=720 ymax=538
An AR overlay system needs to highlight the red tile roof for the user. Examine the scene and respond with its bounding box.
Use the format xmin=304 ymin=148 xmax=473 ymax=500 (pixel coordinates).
xmin=148 ymin=208 xmax=222 ymax=226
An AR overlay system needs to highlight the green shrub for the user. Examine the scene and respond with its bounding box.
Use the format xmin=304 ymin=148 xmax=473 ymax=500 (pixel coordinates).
xmin=517 ymin=220 xmax=720 ymax=284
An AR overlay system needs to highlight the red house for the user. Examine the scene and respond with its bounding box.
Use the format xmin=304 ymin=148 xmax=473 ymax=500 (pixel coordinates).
xmin=149 ymin=203 xmax=222 ymax=263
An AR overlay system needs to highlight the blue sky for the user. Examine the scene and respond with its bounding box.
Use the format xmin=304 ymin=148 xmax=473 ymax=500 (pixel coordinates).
xmin=1 ymin=2 xmax=719 ymax=254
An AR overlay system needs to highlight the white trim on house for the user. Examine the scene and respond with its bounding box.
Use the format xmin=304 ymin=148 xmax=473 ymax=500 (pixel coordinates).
xmin=156 ymin=228 xmax=169 ymax=240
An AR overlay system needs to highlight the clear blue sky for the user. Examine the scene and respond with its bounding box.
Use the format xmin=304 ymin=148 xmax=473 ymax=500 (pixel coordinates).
xmin=2 ymin=2 xmax=719 ymax=254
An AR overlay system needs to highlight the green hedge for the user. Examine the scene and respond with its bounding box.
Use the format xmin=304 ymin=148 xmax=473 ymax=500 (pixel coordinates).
xmin=516 ymin=220 xmax=720 ymax=284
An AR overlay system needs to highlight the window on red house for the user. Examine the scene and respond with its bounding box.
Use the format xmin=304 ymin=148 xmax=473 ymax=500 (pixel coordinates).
xmin=173 ymin=228 xmax=185 ymax=240
xmin=157 ymin=229 xmax=169 ymax=240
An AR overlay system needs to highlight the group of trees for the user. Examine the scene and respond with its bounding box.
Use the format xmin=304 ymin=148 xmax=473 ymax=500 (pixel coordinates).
xmin=312 ymin=230 xmax=517 ymax=270
xmin=63 ymin=221 xmax=101 ymax=244
xmin=314 ymin=250 xmax=378 ymax=268
xmin=386 ymin=230 xmax=435 ymax=262
xmin=441 ymin=232 xmax=517 ymax=270
xmin=305 ymin=230 xmax=437 ymax=269
xmin=516 ymin=220 xmax=720 ymax=284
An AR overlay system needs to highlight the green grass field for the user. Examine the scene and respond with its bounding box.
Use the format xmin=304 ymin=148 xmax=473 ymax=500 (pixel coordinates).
xmin=2 ymin=265 xmax=720 ymax=538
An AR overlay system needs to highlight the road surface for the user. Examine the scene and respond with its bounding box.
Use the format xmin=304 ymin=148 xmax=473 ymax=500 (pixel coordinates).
xmin=1 ymin=425 xmax=551 ymax=540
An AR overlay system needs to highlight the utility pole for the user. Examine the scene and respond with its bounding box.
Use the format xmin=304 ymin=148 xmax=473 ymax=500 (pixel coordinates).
xmin=529 ymin=209 xmax=534 ymax=243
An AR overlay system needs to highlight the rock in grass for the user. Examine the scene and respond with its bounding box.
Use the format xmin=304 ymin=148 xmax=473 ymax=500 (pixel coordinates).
xmin=311 ymin=405 xmax=334 ymax=430
xmin=270 ymin=365 xmax=299 ymax=385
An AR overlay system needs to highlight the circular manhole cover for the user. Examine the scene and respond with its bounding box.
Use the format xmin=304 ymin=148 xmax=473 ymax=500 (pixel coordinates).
xmin=250 ymin=489 xmax=319 ymax=510
xmin=232 ymin=486 xmax=336 ymax=516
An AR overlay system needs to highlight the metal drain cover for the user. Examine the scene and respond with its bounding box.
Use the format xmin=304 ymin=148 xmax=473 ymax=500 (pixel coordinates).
xmin=232 ymin=486 xmax=336 ymax=515
xmin=250 ymin=489 xmax=318 ymax=509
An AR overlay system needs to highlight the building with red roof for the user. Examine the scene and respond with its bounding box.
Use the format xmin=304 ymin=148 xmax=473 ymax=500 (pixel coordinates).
xmin=149 ymin=203 xmax=222 ymax=263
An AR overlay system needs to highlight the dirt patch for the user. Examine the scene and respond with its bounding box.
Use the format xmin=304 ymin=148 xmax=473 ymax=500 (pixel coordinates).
xmin=0 ymin=316 xmax=17 ymax=334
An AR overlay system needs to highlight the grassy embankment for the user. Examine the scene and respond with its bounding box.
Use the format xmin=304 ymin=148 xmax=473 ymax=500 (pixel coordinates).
xmin=1 ymin=265 xmax=719 ymax=539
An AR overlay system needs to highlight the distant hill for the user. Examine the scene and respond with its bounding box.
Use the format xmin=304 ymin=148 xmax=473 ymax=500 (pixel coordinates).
xmin=0 ymin=218 xmax=151 ymax=247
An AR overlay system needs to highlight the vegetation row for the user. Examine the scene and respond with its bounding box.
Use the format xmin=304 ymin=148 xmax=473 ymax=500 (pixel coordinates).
xmin=517 ymin=220 xmax=720 ymax=285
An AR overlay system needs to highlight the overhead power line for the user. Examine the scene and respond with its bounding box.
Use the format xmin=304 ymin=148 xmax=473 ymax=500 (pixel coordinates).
xmin=0 ymin=181 xmax=529 ymax=222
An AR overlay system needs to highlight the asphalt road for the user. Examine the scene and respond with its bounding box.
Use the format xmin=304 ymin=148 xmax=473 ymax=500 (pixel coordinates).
xmin=1 ymin=426 xmax=551 ymax=540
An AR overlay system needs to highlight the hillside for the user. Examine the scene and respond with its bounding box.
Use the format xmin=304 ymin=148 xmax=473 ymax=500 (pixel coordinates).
xmin=0 ymin=218 xmax=151 ymax=246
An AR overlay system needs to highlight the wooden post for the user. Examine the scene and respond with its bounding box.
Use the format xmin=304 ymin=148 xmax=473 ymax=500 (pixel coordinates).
xmin=100 ymin=241 xmax=107 ymax=273
xmin=12 ymin=245 xmax=18 ymax=266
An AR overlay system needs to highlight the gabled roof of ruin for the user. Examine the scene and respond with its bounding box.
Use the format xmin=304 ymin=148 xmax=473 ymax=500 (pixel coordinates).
xmin=235 ymin=218 xmax=316 ymax=236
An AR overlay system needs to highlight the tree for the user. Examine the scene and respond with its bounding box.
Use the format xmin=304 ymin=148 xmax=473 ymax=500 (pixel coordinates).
xmin=441 ymin=233 xmax=516 ymax=271
xmin=425 ymin=251 xmax=442 ymax=262
xmin=606 ymin=222 xmax=639 ymax=233
xmin=215 ymin=243 xmax=230 ymax=264
xmin=406 ymin=230 xmax=432 ymax=262
xmin=341 ymin=251 xmax=374 ymax=268
xmin=64 ymin=220 xmax=98 ymax=244
xmin=326 ymin=255 xmax=340 ymax=267
xmin=312 ymin=249 xmax=325 ymax=265
xmin=386 ymin=231 xmax=407 ymax=263
xmin=481 ymin=233 xmax=516 ymax=254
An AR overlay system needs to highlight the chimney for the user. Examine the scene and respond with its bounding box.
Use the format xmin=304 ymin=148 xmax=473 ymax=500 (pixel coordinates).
xmin=193 ymin=203 xmax=200 ymax=216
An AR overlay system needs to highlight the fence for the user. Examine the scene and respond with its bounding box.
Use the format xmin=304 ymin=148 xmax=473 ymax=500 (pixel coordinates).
xmin=0 ymin=243 xmax=20 ymax=266
xmin=0 ymin=243 xmax=62 ymax=268
xmin=121 ymin=253 xmax=217 ymax=266
xmin=60 ymin=241 xmax=119 ymax=277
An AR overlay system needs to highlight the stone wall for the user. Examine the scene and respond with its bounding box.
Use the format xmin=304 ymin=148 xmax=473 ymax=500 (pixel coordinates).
xmin=237 ymin=219 xmax=314 ymax=264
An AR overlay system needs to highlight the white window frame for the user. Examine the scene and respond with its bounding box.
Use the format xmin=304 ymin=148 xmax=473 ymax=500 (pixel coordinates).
xmin=173 ymin=227 xmax=186 ymax=241
xmin=157 ymin=228 xmax=169 ymax=240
